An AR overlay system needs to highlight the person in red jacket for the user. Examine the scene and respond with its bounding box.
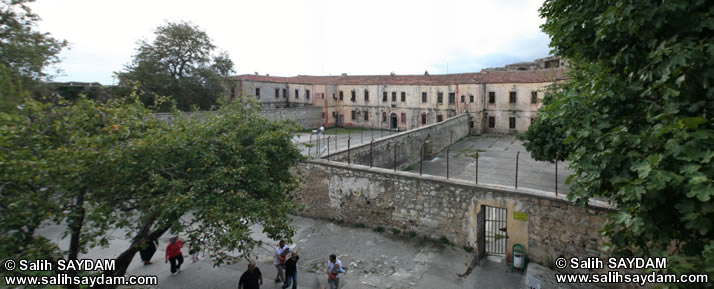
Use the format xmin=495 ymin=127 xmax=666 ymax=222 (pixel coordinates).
xmin=165 ymin=236 xmax=184 ymax=276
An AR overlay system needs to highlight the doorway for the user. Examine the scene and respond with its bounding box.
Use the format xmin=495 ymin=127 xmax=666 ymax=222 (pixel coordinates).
xmin=390 ymin=113 xmax=397 ymax=130
xmin=483 ymin=205 xmax=507 ymax=255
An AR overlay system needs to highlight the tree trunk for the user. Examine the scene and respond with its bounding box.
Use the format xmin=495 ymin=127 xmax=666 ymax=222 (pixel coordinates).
xmin=67 ymin=192 xmax=85 ymax=289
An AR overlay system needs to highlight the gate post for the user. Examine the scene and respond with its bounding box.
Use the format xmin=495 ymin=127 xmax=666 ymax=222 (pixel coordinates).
xmin=308 ymin=135 xmax=312 ymax=156
xmin=370 ymin=140 xmax=374 ymax=168
xmin=475 ymin=152 xmax=479 ymax=184
xmin=347 ymin=137 xmax=351 ymax=165
xmin=515 ymin=151 xmax=520 ymax=189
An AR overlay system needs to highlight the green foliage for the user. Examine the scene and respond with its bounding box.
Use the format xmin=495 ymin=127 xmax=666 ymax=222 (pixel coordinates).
xmin=0 ymin=0 xmax=67 ymax=112
xmin=374 ymin=226 xmax=385 ymax=233
xmin=355 ymin=223 xmax=367 ymax=228
xmin=526 ymin=0 xmax=714 ymax=283
xmin=391 ymin=228 xmax=401 ymax=235
xmin=0 ymin=93 xmax=304 ymax=283
xmin=408 ymin=231 xmax=417 ymax=238
xmin=118 ymin=21 xmax=235 ymax=111
xmin=463 ymin=246 xmax=473 ymax=253
xmin=439 ymin=236 xmax=450 ymax=245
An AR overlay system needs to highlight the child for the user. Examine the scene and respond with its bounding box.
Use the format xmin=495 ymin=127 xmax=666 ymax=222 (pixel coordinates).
xmin=189 ymin=238 xmax=201 ymax=263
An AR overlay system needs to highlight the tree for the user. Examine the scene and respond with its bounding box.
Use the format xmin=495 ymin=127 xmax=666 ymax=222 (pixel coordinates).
xmin=0 ymin=0 xmax=67 ymax=112
xmin=118 ymin=21 xmax=235 ymax=111
xmin=0 ymin=93 xmax=304 ymax=289
xmin=523 ymin=0 xmax=714 ymax=284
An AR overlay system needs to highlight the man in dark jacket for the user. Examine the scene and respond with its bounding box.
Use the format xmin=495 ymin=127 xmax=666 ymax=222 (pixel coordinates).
xmin=239 ymin=262 xmax=263 ymax=289
xmin=282 ymin=251 xmax=299 ymax=289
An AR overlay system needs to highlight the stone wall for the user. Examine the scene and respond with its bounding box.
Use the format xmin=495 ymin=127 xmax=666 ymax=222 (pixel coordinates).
xmin=294 ymin=160 xmax=612 ymax=265
xmin=326 ymin=113 xmax=470 ymax=169
xmin=152 ymin=106 xmax=323 ymax=129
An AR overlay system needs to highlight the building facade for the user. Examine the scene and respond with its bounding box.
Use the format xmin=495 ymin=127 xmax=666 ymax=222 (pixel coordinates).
xmin=233 ymin=57 xmax=567 ymax=134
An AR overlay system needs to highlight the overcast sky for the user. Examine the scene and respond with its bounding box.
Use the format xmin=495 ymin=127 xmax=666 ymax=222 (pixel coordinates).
xmin=31 ymin=0 xmax=552 ymax=85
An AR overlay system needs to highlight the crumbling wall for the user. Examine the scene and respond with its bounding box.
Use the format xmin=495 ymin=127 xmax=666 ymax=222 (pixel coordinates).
xmin=326 ymin=113 xmax=470 ymax=169
xmin=294 ymin=160 xmax=610 ymax=265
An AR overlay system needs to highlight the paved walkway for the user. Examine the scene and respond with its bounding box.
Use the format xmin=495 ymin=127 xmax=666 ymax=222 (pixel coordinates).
xmin=35 ymin=216 xmax=526 ymax=289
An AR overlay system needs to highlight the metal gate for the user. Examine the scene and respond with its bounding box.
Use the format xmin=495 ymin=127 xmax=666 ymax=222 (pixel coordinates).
xmin=484 ymin=205 xmax=507 ymax=255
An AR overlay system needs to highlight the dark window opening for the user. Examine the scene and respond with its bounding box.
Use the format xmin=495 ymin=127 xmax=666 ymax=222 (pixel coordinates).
xmin=231 ymin=87 xmax=236 ymax=98
xmin=509 ymin=117 xmax=516 ymax=129
xmin=488 ymin=116 xmax=495 ymax=128
xmin=401 ymin=112 xmax=406 ymax=123
xmin=437 ymin=115 xmax=443 ymax=122
xmin=306 ymin=89 xmax=311 ymax=100
xmin=283 ymin=89 xmax=287 ymax=98
xmin=351 ymin=110 xmax=356 ymax=120
xmin=488 ymin=91 xmax=495 ymax=104
xmin=382 ymin=112 xmax=387 ymax=122
xmin=322 ymin=112 xmax=325 ymax=119
xmin=332 ymin=93 xmax=336 ymax=100
xmin=339 ymin=91 xmax=343 ymax=101
xmin=295 ymin=89 xmax=299 ymax=99
xmin=364 ymin=112 xmax=369 ymax=121
xmin=275 ymin=88 xmax=279 ymax=99
xmin=469 ymin=95 xmax=474 ymax=103
xmin=460 ymin=95 xmax=465 ymax=103
xmin=421 ymin=113 xmax=426 ymax=125
xmin=509 ymin=91 xmax=516 ymax=104
xmin=256 ymin=88 xmax=260 ymax=97
xmin=392 ymin=92 xmax=397 ymax=102
xmin=422 ymin=92 xmax=427 ymax=103
xmin=351 ymin=90 xmax=356 ymax=102
xmin=449 ymin=93 xmax=455 ymax=104
xmin=437 ymin=92 xmax=443 ymax=104
xmin=469 ymin=121 xmax=474 ymax=128
xmin=401 ymin=92 xmax=406 ymax=102
xmin=383 ymin=91 xmax=387 ymax=102
xmin=530 ymin=117 xmax=535 ymax=125
xmin=364 ymin=89 xmax=369 ymax=101
xmin=332 ymin=111 xmax=337 ymax=118
xmin=545 ymin=59 xmax=560 ymax=68
xmin=531 ymin=91 xmax=537 ymax=104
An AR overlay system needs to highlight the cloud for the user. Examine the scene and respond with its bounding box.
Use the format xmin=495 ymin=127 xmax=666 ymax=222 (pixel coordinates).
xmin=30 ymin=0 xmax=552 ymax=84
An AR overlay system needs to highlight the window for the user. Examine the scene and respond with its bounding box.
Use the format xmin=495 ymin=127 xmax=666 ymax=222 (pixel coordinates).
xmin=283 ymin=89 xmax=287 ymax=98
xmin=461 ymin=95 xmax=465 ymax=103
xmin=231 ymin=87 xmax=235 ymax=98
xmin=275 ymin=88 xmax=279 ymax=99
xmin=469 ymin=121 xmax=474 ymax=128
xmin=392 ymin=92 xmax=397 ymax=102
xmin=364 ymin=112 xmax=369 ymax=121
xmin=509 ymin=117 xmax=516 ymax=129
xmin=383 ymin=92 xmax=387 ymax=102
xmin=382 ymin=112 xmax=387 ymax=122
xmin=322 ymin=112 xmax=325 ymax=119
xmin=351 ymin=90 xmax=356 ymax=102
xmin=339 ymin=91 xmax=343 ymax=101
xmin=332 ymin=111 xmax=337 ymax=118
xmin=437 ymin=115 xmax=443 ymax=122
xmin=421 ymin=113 xmax=426 ymax=125
xmin=509 ymin=91 xmax=516 ymax=103
xmin=401 ymin=92 xmax=406 ymax=102
xmin=351 ymin=110 xmax=356 ymax=120
xmin=488 ymin=116 xmax=495 ymax=128
xmin=489 ymin=91 xmax=495 ymax=104
xmin=401 ymin=112 xmax=406 ymax=123
xmin=449 ymin=93 xmax=455 ymax=104
xmin=295 ymin=89 xmax=299 ymax=99
xmin=364 ymin=89 xmax=369 ymax=101
xmin=469 ymin=95 xmax=474 ymax=103
xmin=531 ymin=91 xmax=537 ymax=104
xmin=437 ymin=92 xmax=443 ymax=104
xmin=256 ymin=88 xmax=260 ymax=98
xmin=306 ymin=89 xmax=311 ymax=100
xmin=422 ymin=92 xmax=427 ymax=103
xmin=332 ymin=93 xmax=336 ymax=100
xmin=321 ymin=93 xmax=324 ymax=99
xmin=530 ymin=117 xmax=535 ymax=125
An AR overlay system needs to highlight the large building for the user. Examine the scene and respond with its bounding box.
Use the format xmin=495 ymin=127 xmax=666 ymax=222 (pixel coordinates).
xmin=233 ymin=56 xmax=567 ymax=134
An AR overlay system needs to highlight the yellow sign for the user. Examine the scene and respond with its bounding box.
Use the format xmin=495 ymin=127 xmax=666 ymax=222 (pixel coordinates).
xmin=514 ymin=212 xmax=528 ymax=221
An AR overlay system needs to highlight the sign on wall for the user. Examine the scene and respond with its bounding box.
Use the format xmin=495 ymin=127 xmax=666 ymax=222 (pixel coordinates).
xmin=514 ymin=211 xmax=528 ymax=221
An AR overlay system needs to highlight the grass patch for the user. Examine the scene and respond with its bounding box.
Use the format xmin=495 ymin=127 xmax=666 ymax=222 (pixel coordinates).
xmin=374 ymin=226 xmax=385 ymax=233
xmin=401 ymin=164 xmax=416 ymax=171
xmin=355 ymin=223 xmax=367 ymax=228
xmin=391 ymin=228 xmax=401 ymax=235
xmin=408 ymin=231 xmax=417 ymax=238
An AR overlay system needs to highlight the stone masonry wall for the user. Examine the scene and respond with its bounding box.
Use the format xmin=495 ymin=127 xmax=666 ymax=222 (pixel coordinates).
xmin=294 ymin=160 xmax=611 ymax=265
xmin=326 ymin=113 xmax=470 ymax=169
xmin=152 ymin=106 xmax=323 ymax=129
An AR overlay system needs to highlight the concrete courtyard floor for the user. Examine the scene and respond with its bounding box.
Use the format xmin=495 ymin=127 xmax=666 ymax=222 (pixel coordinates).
xmin=405 ymin=134 xmax=574 ymax=194
xmin=36 ymin=216 xmax=528 ymax=289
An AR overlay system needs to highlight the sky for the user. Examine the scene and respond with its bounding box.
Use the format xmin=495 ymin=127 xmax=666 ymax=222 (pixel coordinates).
xmin=30 ymin=0 xmax=552 ymax=85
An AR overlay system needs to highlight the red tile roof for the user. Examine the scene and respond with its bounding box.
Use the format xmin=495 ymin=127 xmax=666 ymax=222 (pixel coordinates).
xmin=233 ymin=68 xmax=567 ymax=85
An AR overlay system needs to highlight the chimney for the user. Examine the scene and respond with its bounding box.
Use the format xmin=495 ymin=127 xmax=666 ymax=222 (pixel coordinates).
xmin=424 ymin=70 xmax=429 ymax=75
xmin=254 ymin=72 xmax=258 ymax=75
xmin=390 ymin=71 xmax=395 ymax=76
xmin=266 ymin=74 xmax=269 ymax=76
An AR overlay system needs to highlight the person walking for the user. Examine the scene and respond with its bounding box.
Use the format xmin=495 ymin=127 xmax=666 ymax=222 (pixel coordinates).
xmin=327 ymin=254 xmax=343 ymax=289
xmin=138 ymin=236 xmax=158 ymax=265
xmin=238 ymin=262 xmax=263 ymax=289
xmin=165 ymin=236 xmax=184 ymax=276
xmin=189 ymin=237 xmax=201 ymax=263
xmin=282 ymin=250 xmax=299 ymax=289
xmin=274 ymin=240 xmax=288 ymax=282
